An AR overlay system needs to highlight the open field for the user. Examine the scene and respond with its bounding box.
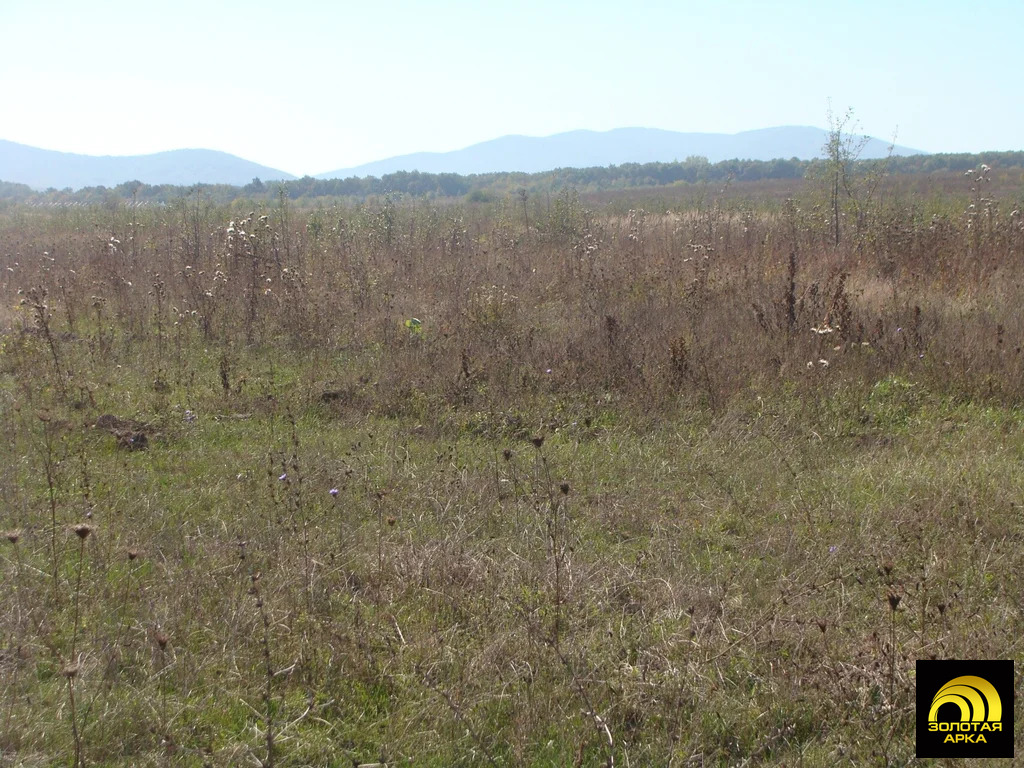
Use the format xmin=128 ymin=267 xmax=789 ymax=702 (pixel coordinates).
xmin=1 ymin=172 xmax=1023 ymax=766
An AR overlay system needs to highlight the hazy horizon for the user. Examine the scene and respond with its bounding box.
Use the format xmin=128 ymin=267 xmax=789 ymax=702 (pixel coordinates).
xmin=3 ymin=0 xmax=1022 ymax=176
xmin=2 ymin=125 xmax=932 ymax=190
xmin=2 ymin=124 xmax=925 ymax=180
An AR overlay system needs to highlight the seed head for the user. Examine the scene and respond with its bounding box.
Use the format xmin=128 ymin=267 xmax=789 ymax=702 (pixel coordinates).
xmin=154 ymin=629 xmax=169 ymax=650
xmin=531 ymin=435 xmax=544 ymax=449
xmin=887 ymin=592 xmax=901 ymax=611
xmin=502 ymin=449 xmax=512 ymax=461
xmin=63 ymin=662 xmax=80 ymax=678
xmin=4 ymin=529 xmax=20 ymax=544
xmin=559 ymin=482 xmax=570 ymax=495
xmin=127 ymin=548 xmax=140 ymax=561
xmin=73 ymin=524 xmax=93 ymax=540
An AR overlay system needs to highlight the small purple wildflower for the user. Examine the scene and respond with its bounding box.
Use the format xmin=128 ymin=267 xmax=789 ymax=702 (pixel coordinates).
xmin=329 ymin=488 xmax=339 ymax=497
xmin=279 ymin=473 xmax=287 ymax=481
xmin=828 ymin=545 xmax=838 ymax=554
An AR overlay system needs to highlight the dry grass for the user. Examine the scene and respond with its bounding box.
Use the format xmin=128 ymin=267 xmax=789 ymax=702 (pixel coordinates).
xmin=0 ymin=176 xmax=1022 ymax=766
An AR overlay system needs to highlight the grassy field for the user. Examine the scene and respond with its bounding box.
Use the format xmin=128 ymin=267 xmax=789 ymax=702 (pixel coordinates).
xmin=1 ymin=173 xmax=1023 ymax=766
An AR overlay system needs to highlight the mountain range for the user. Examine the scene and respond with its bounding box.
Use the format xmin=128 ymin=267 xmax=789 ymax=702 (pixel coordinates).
xmin=0 ymin=140 xmax=296 ymax=191
xmin=316 ymin=126 xmax=921 ymax=179
xmin=1 ymin=127 xmax=924 ymax=191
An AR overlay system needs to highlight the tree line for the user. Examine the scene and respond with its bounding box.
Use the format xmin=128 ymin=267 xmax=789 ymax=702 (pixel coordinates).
xmin=3 ymin=150 xmax=1023 ymax=207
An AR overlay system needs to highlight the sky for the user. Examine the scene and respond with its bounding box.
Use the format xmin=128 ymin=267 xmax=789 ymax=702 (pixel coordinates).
xmin=2 ymin=0 xmax=1021 ymax=176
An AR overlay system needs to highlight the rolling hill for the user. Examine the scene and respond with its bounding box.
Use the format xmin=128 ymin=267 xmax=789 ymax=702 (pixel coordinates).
xmin=0 ymin=140 xmax=296 ymax=190
xmin=1 ymin=126 xmax=925 ymax=191
xmin=316 ymin=126 xmax=923 ymax=179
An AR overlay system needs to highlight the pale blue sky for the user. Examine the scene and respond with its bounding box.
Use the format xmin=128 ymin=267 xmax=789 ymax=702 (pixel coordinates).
xmin=2 ymin=0 xmax=1020 ymax=175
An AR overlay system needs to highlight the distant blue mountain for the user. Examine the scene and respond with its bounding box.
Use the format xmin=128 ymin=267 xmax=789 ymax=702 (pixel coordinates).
xmin=316 ymin=126 xmax=923 ymax=179
xmin=0 ymin=140 xmax=296 ymax=190
xmin=0 ymin=126 xmax=926 ymax=191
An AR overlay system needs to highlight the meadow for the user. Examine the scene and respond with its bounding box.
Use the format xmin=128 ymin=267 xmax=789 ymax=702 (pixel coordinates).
xmin=1 ymin=168 xmax=1023 ymax=766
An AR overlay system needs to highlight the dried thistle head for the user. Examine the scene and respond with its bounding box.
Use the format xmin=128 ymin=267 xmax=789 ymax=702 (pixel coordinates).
xmin=73 ymin=524 xmax=93 ymax=540
xmin=62 ymin=662 xmax=80 ymax=678
xmin=154 ymin=629 xmax=169 ymax=650
xmin=531 ymin=435 xmax=544 ymax=449
xmin=127 ymin=548 xmax=140 ymax=561
xmin=887 ymin=592 xmax=902 ymax=612
xmin=502 ymin=449 xmax=512 ymax=461
xmin=559 ymin=482 xmax=571 ymax=495
xmin=4 ymin=529 xmax=20 ymax=545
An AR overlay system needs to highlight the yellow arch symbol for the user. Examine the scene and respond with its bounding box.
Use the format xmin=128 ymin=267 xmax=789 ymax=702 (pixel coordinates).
xmin=928 ymin=676 xmax=1002 ymax=722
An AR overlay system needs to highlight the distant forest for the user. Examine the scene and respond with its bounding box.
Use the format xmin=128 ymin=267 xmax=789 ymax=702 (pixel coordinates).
xmin=3 ymin=150 xmax=1024 ymax=206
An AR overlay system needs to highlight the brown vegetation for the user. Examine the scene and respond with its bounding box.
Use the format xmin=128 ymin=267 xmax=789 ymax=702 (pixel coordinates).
xmin=0 ymin=172 xmax=1022 ymax=765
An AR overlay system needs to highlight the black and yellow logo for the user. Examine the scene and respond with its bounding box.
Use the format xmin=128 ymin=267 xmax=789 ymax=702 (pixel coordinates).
xmin=917 ymin=660 xmax=1014 ymax=758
